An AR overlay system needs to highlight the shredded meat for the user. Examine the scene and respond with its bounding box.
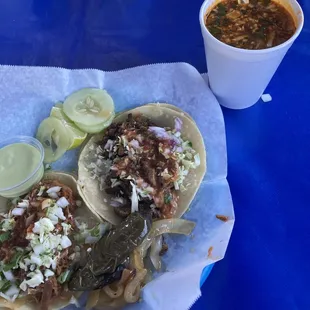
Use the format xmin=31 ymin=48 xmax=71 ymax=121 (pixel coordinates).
xmin=0 ymin=244 xmax=13 ymax=262
xmin=0 ymin=214 xmax=30 ymax=262
xmin=56 ymin=248 xmax=69 ymax=276
xmin=0 ymin=179 xmax=77 ymax=306
xmin=99 ymin=114 xmax=181 ymax=219
xmin=40 ymin=280 xmax=53 ymax=310
xmin=10 ymin=215 xmax=29 ymax=247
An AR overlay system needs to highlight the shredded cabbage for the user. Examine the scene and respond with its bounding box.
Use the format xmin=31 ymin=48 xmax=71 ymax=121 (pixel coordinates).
xmin=130 ymin=182 xmax=139 ymax=213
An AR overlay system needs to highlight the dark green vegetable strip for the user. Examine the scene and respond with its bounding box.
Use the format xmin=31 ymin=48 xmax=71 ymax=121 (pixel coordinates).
xmin=3 ymin=251 xmax=24 ymax=271
xmin=217 ymin=3 xmax=227 ymax=16
xmin=208 ymin=26 xmax=222 ymax=37
xmin=0 ymin=231 xmax=11 ymax=243
xmin=57 ymin=269 xmax=73 ymax=284
xmin=0 ymin=280 xmax=11 ymax=293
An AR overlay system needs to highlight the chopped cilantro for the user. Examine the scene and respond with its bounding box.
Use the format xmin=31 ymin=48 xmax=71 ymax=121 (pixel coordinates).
xmin=0 ymin=231 xmax=10 ymax=243
xmin=217 ymin=3 xmax=227 ymax=16
xmin=57 ymin=269 xmax=73 ymax=284
xmin=3 ymin=251 xmax=24 ymax=271
xmin=0 ymin=280 xmax=11 ymax=293
xmin=164 ymin=194 xmax=172 ymax=204
xmin=90 ymin=225 xmax=100 ymax=237
xmin=208 ymin=26 xmax=222 ymax=38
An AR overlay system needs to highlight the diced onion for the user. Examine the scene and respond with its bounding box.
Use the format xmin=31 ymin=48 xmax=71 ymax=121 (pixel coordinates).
xmin=20 ymin=280 xmax=28 ymax=292
xmin=44 ymin=269 xmax=55 ymax=278
xmin=25 ymin=270 xmax=44 ymax=288
xmin=61 ymin=235 xmax=72 ymax=249
xmin=11 ymin=208 xmax=25 ymax=216
xmin=194 ymin=154 xmax=200 ymax=167
xmin=3 ymin=270 xmax=15 ymax=282
xmin=46 ymin=186 xmax=62 ymax=194
xmin=48 ymin=192 xmax=59 ymax=199
xmin=56 ymin=197 xmax=69 ymax=208
xmin=17 ymin=200 xmax=29 ymax=208
xmin=30 ymin=254 xmax=42 ymax=265
xmin=0 ymin=292 xmax=11 ymax=301
xmin=4 ymin=285 xmax=19 ymax=298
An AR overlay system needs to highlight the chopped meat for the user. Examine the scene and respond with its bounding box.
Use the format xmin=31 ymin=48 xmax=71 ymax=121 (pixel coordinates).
xmin=99 ymin=114 xmax=181 ymax=219
xmin=10 ymin=215 xmax=29 ymax=248
xmin=114 ymin=206 xmax=131 ymax=218
xmin=14 ymin=268 xmax=27 ymax=281
xmin=159 ymin=240 xmax=168 ymax=256
xmin=56 ymin=248 xmax=69 ymax=276
xmin=0 ymin=245 xmax=13 ymax=262
xmin=216 ymin=214 xmax=229 ymax=222
xmin=141 ymin=161 xmax=157 ymax=188
xmin=40 ymin=280 xmax=53 ymax=310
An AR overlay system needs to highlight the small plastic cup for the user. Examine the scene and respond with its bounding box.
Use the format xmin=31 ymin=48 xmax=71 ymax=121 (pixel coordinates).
xmin=0 ymin=136 xmax=45 ymax=198
xmin=199 ymin=0 xmax=304 ymax=109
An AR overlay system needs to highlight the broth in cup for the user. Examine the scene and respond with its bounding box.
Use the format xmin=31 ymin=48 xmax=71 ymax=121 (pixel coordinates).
xmin=205 ymin=0 xmax=296 ymax=50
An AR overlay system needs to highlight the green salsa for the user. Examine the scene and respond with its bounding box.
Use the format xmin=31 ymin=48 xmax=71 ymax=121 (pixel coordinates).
xmin=0 ymin=143 xmax=42 ymax=189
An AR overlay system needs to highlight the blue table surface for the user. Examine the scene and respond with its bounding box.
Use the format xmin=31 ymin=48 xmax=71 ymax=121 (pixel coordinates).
xmin=0 ymin=1 xmax=309 ymax=309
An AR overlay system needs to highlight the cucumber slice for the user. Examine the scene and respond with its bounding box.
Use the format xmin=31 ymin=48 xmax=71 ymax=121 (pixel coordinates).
xmin=75 ymin=112 xmax=115 ymax=134
xmin=50 ymin=106 xmax=87 ymax=150
xmin=36 ymin=117 xmax=71 ymax=163
xmin=55 ymin=101 xmax=64 ymax=108
xmin=63 ymin=88 xmax=114 ymax=126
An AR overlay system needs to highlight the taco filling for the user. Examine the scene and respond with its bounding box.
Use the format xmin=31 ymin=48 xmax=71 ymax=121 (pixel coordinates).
xmin=87 ymin=113 xmax=200 ymax=219
xmin=0 ymin=180 xmax=107 ymax=309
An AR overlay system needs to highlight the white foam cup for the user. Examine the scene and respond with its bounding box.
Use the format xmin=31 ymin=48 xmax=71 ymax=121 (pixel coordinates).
xmin=199 ymin=0 xmax=304 ymax=109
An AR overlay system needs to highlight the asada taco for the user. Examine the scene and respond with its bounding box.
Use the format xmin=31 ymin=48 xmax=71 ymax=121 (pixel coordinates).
xmin=77 ymin=104 xmax=206 ymax=225
xmin=0 ymin=171 xmax=106 ymax=310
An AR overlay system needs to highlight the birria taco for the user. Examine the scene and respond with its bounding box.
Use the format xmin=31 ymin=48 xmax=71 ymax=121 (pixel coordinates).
xmin=78 ymin=104 xmax=206 ymax=225
xmin=0 ymin=171 xmax=105 ymax=310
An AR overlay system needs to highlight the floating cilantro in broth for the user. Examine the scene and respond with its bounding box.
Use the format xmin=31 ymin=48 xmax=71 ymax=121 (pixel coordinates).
xmin=262 ymin=0 xmax=271 ymax=6
xmin=217 ymin=3 xmax=227 ymax=16
xmin=209 ymin=26 xmax=222 ymax=38
xmin=0 ymin=231 xmax=11 ymax=243
xmin=205 ymin=0 xmax=296 ymax=50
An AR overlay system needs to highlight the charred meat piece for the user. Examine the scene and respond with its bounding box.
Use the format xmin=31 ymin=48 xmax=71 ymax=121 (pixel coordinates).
xmin=91 ymin=212 xmax=150 ymax=276
xmin=68 ymin=213 xmax=150 ymax=291
xmin=99 ymin=114 xmax=182 ymax=219
xmin=68 ymin=264 xmax=125 ymax=291
xmin=113 ymin=205 xmax=131 ymax=218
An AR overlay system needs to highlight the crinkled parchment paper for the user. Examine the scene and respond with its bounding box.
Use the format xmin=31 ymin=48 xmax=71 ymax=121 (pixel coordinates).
xmin=0 ymin=63 xmax=234 ymax=310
